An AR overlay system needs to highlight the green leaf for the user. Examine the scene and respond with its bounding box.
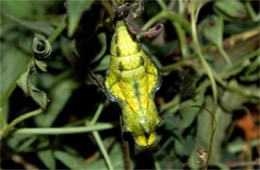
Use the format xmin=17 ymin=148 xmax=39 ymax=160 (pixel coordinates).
xmin=6 ymin=135 xmax=32 ymax=150
xmin=60 ymin=37 xmax=76 ymax=59
xmin=0 ymin=45 xmax=30 ymax=107
xmin=68 ymin=0 xmax=94 ymax=37
xmin=188 ymin=85 xmax=252 ymax=168
xmin=203 ymin=16 xmax=231 ymax=66
xmin=213 ymin=32 xmax=259 ymax=74
xmin=16 ymin=136 xmax=37 ymax=152
xmin=54 ymin=151 xmax=89 ymax=169
xmin=34 ymin=77 xmax=79 ymax=127
xmin=239 ymin=73 xmax=260 ymax=82
xmin=163 ymin=116 xmax=178 ymax=132
xmin=37 ymin=138 xmax=56 ymax=170
xmin=3 ymin=14 xmax=55 ymax=36
xmin=2 ymin=1 xmax=35 ymax=18
xmin=179 ymin=91 xmax=205 ymax=130
xmin=203 ymin=15 xmax=223 ymax=47
xmin=221 ymin=80 xmax=251 ymax=111
xmin=90 ymin=33 xmax=107 ymax=64
xmin=227 ymin=138 xmax=260 ymax=154
xmin=57 ymin=141 xmax=125 ymax=169
xmin=93 ymin=55 xmax=110 ymax=72
xmin=34 ymin=60 xmax=48 ymax=73
xmin=182 ymin=135 xmax=194 ymax=156
xmin=214 ymin=0 xmax=247 ymax=19
xmin=17 ymin=64 xmax=48 ymax=109
xmin=245 ymin=57 xmax=260 ymax=76
xmin=174 ymin=138 xmax=184 ymax=156
xmin=179 ymin=71 xmax=199 ymax=100
xmin=239 ymin=57 xmax=260 ymax=82
xmin=223 ymin=21 xmax=260 ymax=35
xmin=81 ymin=142 xmax=125 ymax=169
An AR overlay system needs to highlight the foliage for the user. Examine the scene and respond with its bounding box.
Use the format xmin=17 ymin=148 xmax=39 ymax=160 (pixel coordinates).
xmin=0 ymin=0 xmax=259 ymax=169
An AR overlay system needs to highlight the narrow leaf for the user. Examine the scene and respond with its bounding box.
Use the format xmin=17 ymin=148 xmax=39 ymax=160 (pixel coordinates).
xmin=17 ymin=64 xmax=48 ymax=109
xmin=34 ymin=78 xmax=79 ymax=127
xmin=214 ymin=0 xmax=247 ymax=19
xmin=37 ymin=138 xmax=56 ymax=170
xmin=68 ymin=0 xmax=93 ymax=37
xmin=90 ymin=33 xmax=107 ymax=64
xmin=54 ymin=151 xmax=88 ymax=169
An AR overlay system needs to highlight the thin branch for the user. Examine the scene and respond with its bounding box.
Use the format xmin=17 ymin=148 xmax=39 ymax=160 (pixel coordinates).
xmin=120 ymin=115 xmax=131 ymax=170
xmin=1 ymin=108 xmax=43 ymax=139
xmin=1 ymin=145 xmax=39 ymax=170
xmin=190 ymin=1 xmax=218 ymax=168
xmin=13 ymin=123 xmax=117 ymax=135
xmin=224 ymin=158 xmax=260 ymax=168
xmin=89 ymin=104 xmax=114 ymax=170
xmin=100 ymin=0 xmax=115 ymax=21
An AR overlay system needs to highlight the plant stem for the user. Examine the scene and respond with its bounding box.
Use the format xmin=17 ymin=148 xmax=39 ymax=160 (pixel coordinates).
xmin=159 ymin=95 xmax=180 ymax=114
xmin=1 ymin=108 xmax=43 ymax=139
xmin=47 ymin=18 xmax=67 ymax=43
xmin=224 ymin=159 xmax=260 ymax=168
xmin=217 ymin=45 xmax=231 ymax=66
xmin=156 ymin=0 xmax=168 ymax=11
xmin=141 ymin=11 xmax=191 ymax=35
xmin=100 ymin=0 xmax=115 ymax=21
xmin=90 ymin=103 xmax=104 ymax=124
xmin=13 ymin=123 xmax=117 ymax=135
xmin=161 ymin=44 xmax=213 ymax=72
xmin=92 ymin=131 xmax=114 ymax=170
xmin=190 ymin=1 xmax=217 ymax=168
xmin=190 ymin=1 xmax=217 ymax=103
xmin=120 ymin=114 xmax=130 ymax=170
xmin=172 ymin=22 xmax=189 ymax=58
xmin=245 ymin=0 xmax=257 ymax=20
xmin=144 ymin=0 xmax=189 ymax=58
xmin=90 ymin=103 xmax=114 ymax=170
xmin=141 ymin=11 xmax=165 ymax=32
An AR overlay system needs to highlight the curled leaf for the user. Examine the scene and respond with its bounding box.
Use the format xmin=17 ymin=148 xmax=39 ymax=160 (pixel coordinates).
xmin=113 ymin=0 xmax=164 ymax=38
xmin=138 ymin=23 xmax=164 ymax=38
xmin=32 ymin=34 xmax=52 ymax=61
xmin=17 ymin=63 xmax=48 ymax=110
xmin=126 ymin=10 xmax=164 ymax=38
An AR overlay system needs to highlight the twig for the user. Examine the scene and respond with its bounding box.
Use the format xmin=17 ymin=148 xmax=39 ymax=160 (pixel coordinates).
xmin=224 ymin=158 xmax=260 ymax=168
xmin=190 ymin=1 xmax=218 ymax=168
xmin=89 ymin=103 xmax=114 ymax=170
xmin=1 ymin=108 xmax=43 ymax=139
xmin=1 ymin=145 xmax=39 ymax=170
xmin=13 ymin=123 xmax=117 ymax=135
xmin=120 ymin=115 xmax=131 ymax=170
xmin=100 ymin=0 xmax=115 ymax=21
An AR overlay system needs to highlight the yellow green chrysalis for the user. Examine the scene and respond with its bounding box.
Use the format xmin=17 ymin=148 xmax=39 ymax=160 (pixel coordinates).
xmin=104 ymin=20 xmax=161 ymax=147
